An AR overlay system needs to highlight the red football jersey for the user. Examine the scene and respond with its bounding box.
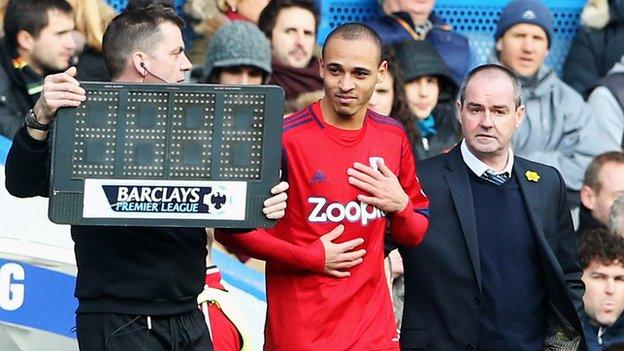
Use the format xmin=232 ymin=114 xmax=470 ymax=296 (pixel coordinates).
xmin=218 ymin=101 xmax=429 ymax=351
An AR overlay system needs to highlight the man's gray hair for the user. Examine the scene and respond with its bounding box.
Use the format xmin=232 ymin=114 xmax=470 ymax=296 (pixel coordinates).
xmin=609 ymin=193 xmax=624 ymax=237
xmin=457 ymin=64 xmax=523 ymax=108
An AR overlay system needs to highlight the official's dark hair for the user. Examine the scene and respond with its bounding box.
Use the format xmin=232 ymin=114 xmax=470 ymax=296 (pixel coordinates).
xmin=4 ymin=0 xmax=73 ymax=49
xmin=322 ymin=23 xmax=382 ymax=65
xmin=103 ymin=4 xmax=184 ymax=79
xmin=578 ymin=227 xmax=624 ymax=269
xmin=583 ymin=151 xmax=624 ymax=192
xmin=258 ymin=0 xmax=319 ymax=38
xmin=458 ymin=64 xmax=522 ymax=108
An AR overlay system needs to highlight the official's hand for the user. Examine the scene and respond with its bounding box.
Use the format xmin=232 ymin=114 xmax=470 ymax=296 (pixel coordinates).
xmin=33 ymin=66 xmax=86 ymax=126
xmin=262 ymin=181 xmax=289 ymax=219
xmin=320 ymin=224 xmax=366 ymax=278
xmin=347 ymin=161 xmax=409 ymax=213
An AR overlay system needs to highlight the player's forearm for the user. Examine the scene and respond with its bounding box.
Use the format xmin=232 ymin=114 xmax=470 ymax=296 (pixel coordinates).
xmin=215 ymin=228 xmax=325 ymax=272
xmin=389 ymin=200 xmax=429 ymax=247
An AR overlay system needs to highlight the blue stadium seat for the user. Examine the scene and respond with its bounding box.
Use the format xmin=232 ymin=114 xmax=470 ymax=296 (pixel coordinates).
xmin=317 ymin=0 xmax=587 ymax=75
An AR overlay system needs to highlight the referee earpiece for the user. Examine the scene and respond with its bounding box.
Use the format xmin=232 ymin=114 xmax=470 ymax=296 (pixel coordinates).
xmin=140 ymin=62 xmax=147 ymax=76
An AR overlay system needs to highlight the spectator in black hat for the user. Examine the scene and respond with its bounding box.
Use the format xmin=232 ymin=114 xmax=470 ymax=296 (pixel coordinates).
xmin=394 ymin=39 xmax=461 ymax=160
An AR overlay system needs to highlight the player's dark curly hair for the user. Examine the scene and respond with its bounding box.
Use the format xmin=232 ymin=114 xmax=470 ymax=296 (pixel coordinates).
xmin=578 ymin=227 xmax=624 ymax=269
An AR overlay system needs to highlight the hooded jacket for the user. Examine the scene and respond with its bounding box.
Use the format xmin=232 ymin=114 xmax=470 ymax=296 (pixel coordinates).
xmin=0 ymin=39 xmax=38 ymax=139
xmin=582 ymin=312 xmax=624 ymax=351
xmin=368 ymin=11 xmax=471 ymax=85
xmin=563 ymin=0 xmax=624 ymax=98
xmin=568 ymin=56 xmax=624 ymax=191
xmin=490 ymin=54 xmax=592 ymax=191
xmin=394 ymin=40 xmax=461 ymax=160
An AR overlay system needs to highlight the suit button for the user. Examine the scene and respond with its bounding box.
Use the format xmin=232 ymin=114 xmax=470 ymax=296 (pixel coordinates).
xmin=473 ymin=297 xmax=481 ymax=305
xmin=466 ymin=344 xmax=474 ymax=351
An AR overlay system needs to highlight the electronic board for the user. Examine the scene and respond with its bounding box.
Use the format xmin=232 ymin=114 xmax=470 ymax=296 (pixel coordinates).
xmin=49 ymin=82 xmax=284 ymax=228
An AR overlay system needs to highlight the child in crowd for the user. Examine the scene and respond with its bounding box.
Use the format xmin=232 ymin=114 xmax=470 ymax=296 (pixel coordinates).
xmin=394 ymin=39 xmax=461 ymax=160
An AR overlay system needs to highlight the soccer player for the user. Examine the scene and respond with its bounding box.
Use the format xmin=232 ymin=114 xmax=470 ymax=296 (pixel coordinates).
xmin=216 ymin=23 xmax=429 ymax=350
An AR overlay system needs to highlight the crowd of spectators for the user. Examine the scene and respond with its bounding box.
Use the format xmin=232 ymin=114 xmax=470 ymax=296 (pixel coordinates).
xmin=3 ymin=0 xmax=624 ymax=350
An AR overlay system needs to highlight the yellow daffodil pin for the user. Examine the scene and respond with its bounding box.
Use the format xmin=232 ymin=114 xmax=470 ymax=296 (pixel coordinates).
xmin=525 ymin=170 xmax=540 ymax=182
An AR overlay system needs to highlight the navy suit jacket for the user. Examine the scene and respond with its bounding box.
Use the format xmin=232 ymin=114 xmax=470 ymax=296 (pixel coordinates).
xmin=400 ymin=146 xmax=586 ymax=350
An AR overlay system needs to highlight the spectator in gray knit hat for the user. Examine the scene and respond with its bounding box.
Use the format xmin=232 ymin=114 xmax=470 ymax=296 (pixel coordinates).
xmin=201 ymin=21 xmax=272 ymax=84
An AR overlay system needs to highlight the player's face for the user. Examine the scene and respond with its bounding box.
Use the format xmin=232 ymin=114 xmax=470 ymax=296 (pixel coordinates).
xmin=582 ymin=261 xmax=624 ymax=327
xmin=320 ymin=37 xmax=386 ymax=120
xmin=27 ymin=10 xmax=75 ymax=74
xmin=144 ymin=22 xmax=192 ymax=83
xmin=459 ymin=72 xmax=524 ymax=161
xmin=496 ymin=23 xmax=549 ymax=78
xmin=271 ymin=6 xmax=316 ymax=68
xmin=368 ymin=71 xmax=394 ymax=116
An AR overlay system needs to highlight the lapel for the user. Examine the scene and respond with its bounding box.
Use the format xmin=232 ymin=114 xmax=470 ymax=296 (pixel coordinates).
xmin=443 ymin=147 xmax=482 ymax=288
xmin=513 ymin=159 xmax=559 ymax=269
xmin=513 ymin=159 xmax=545 ymax=241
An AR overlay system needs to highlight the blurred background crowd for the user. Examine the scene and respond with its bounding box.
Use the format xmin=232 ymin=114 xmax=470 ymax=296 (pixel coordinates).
xmin=2 ymin=0 xmax=624 ymax=350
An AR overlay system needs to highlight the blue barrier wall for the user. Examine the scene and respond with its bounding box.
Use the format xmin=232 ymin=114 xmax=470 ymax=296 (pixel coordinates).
xmin=103 ymin=0 xmax=587 ymax=74
xmin=317 ymin=0 xmax=586 ymax=75
xmin=0 ymin=259 xmax=78 ymax=338
xmin=0 ymin=135 xmax=266 ymax=341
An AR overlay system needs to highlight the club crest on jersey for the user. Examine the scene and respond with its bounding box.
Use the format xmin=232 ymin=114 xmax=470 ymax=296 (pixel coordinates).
xmin=308 ymin=197 xmax=385 ymax=226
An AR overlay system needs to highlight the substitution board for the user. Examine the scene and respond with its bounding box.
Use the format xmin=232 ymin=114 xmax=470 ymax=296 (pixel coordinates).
xmin=49 ymin=82 xmax=284 ymax=228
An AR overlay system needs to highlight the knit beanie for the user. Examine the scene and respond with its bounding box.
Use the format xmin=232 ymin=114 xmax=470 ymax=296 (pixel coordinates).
xmin=494 ymin=0 xmax=553 ymax=47
xmin=202 ymin=21 xmax=272 ymax=82
xmin=394 ymin=40 xmax=457 ymax=96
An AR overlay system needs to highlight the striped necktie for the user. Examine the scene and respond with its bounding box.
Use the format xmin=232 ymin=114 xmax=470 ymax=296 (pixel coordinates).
xmin=481 ymin=170 xmax=509 ymax=185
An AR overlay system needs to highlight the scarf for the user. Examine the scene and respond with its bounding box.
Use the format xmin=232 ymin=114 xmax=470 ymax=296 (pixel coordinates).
xmin=417 ymin=115 xmax=437 ymax=137
xmin=269 ymin=59 xmax=323 ymax=100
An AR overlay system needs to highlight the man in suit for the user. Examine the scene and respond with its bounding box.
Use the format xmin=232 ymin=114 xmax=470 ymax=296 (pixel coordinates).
xmin=400 ymin=64 xmax=586 ymax=350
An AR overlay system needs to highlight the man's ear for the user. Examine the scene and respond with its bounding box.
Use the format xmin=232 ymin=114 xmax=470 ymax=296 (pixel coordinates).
xmin=318 ymin=56 xmax=324 ymax=79
xmin=16 ymin=30 xmax=35 ymax=52
xmin=495 ymin=37 xmax=503 ymax=52
xmin=377 ymin=59 xmax=388 ymax=84
xmin=580 ymin=185 xmax=597 ymax=210
xmin=515 ymin=104 xmax=526 ymax=128
xmin=455 ymin=101 xmax=464 ymax=124
xmin=132 ymin=52 xmax=147 ymax=76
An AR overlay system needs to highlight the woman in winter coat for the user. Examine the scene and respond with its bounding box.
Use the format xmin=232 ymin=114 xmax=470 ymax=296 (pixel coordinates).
xmin=563 ymin=0 xmax=624 ymax=98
